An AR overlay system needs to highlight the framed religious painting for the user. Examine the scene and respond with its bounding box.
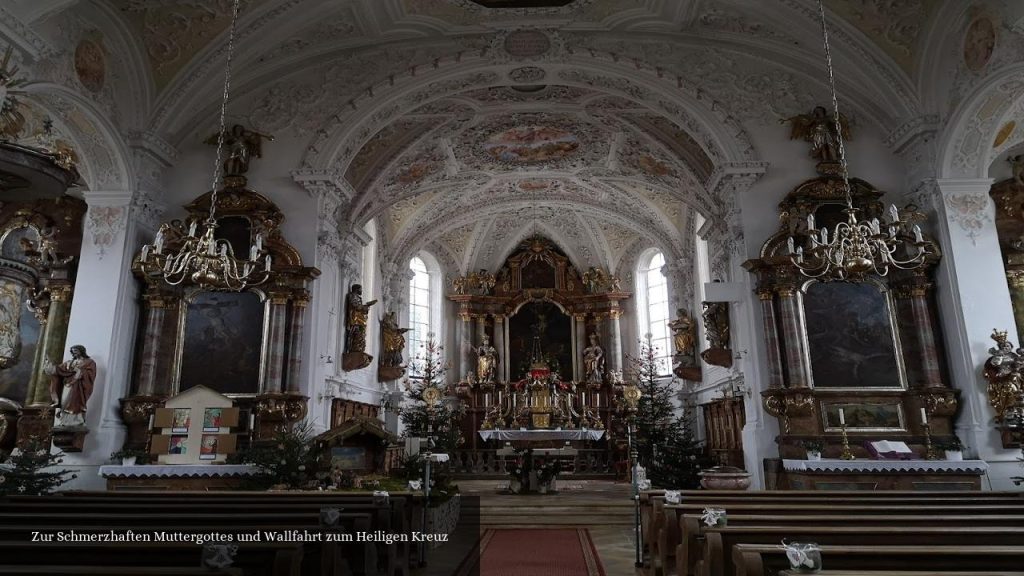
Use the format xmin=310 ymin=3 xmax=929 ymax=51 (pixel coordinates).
xmin=176 ymin=290 xmax=266 ymax=395
xmin=821 ymin=401 xmax=907 ymax=432
xmin=800 ymin=280 xmax=907 ymax=390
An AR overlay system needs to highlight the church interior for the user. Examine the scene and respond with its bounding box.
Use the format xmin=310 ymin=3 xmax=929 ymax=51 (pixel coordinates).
xmin=1 ymin=0 xmax=1024 ymax=574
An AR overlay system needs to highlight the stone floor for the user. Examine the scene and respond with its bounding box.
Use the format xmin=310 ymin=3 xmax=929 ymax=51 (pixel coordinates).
xmin=417 ymin=479 xmax=645 ymax=575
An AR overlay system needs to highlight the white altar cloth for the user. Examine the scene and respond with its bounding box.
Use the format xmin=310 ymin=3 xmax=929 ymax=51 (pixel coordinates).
xmin=781 ymin=459 xmax=989 ymax=474
xmin=478 ymin=429 xmax=605 ymax=442
xmin=98 ymin=464 xmax=258 ymax=478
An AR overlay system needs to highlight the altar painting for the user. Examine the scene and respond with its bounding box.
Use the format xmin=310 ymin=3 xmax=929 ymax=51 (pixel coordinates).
xmin=803 ymin=282 xmax=903 ymax=389
xmin=509 ymin=301 xmax=571 ymax=380
xmin=822 ymin=401 xmax=905 ymax=432
xmin=178 ymin=291 xmax=264 ymax=394
xmin=0 ymin=304 xmax=39 ymax=402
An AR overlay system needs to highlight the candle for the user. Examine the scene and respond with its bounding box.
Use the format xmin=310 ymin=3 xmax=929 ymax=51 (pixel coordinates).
xmin=807 ymin=213 xmax=815 ymax=231
xmin=140 ymin=244 xmax=150 ymax=262
xmin=188 ymin=221 xmax=197 ymax=237
xmin=596 ymin=393 xmax=600 ymax=408
xmin=920 ymin=407 xmax=927 ymax=424
xmin=485 ymin=393 xmax=491 ymax=407
xmin=498 ymin=391 xmax=502 ymax=406
xmin=147 ymin=413 xmax=154 ymax=431
xmin=249 ymin=413 xmax=255 ymax=430
xmin=838 ymin=408 xmax=845 ymax=425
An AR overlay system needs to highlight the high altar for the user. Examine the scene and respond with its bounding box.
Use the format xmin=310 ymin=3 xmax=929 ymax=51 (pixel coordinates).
xmin=446 ymin=237 xmax=631 ymax=474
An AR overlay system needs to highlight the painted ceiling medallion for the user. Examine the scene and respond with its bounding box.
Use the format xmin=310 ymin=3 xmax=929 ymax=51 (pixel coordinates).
xmin=504 ymin=30 xmax=552 ymax=58
xmin=509 ymin=66 xmax=547 ymax=83
xmin=964 ymin=16 xmax=997 ymax=72
xmin=74 ymin=37 xmax=106 ymax=93
xmin=470 ymin=0 xmax=574 ymax=7
xmin=484 ymin=126 xmax=579 ymax=163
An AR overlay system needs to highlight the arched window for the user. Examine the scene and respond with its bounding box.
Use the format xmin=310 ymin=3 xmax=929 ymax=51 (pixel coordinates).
xmin=408 ymin=256 xmax=432 ymax=376
xmin=637 ymin=250 xmax=672 ymax=376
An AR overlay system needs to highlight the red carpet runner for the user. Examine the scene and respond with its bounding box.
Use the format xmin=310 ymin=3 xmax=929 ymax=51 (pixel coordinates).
xmin=458 ymin=528 xmax=606 ymax=576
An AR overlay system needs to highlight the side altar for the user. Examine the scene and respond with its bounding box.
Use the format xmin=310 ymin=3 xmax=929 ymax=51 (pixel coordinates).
xmin=447 ymin=236 xmax=631 ymax=477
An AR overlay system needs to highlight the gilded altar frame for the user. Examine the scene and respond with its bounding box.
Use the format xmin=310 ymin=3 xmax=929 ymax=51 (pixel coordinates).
xmin=743 ymin=171 xmax=956 ymax=462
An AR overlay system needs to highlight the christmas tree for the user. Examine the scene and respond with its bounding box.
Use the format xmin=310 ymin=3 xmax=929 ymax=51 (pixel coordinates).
xmin=0 ymin=438 xmax=77 ymax=495
xmin=627 ymin=335 xmax=708 ymax=489
xmin=401 ymin=335 xmax=464 ymax=455
xmin=399 ymin=335 xmax=464 ymax=496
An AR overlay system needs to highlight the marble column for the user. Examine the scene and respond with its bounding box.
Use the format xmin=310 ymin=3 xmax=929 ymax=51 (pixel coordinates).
xmin=286 ymin=294 xmax=309 ymax=393
xmin=502 ymin=314 xmax=511 ymax=382
xmin=757 ymin=290 xmax=785 ymax=389
xmin=261 ymin=292 xmax=291 ymax=394
xmin=905 ymin=281 xmax=944 ymax=388
xmin=457 ymin=311 xmax=473 ymax=381
xmin=776 ymin=285 xmax=810 ymax=388
xmin=492 ymin=315 xmax=506 ymax=382
xmin=28 ymin=283 xmax=73 ymax=406
xmin=574 ymin=313 xmax=587 ymax=381
xmin=135 ymin=289 xmax=169 ymax=397
xmin=607 ymin=308 xmax=623 ymax=375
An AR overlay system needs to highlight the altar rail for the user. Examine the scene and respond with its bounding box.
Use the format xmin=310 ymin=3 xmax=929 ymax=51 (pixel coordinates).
xmin=450 ymin=449 xmax=617 ymax=477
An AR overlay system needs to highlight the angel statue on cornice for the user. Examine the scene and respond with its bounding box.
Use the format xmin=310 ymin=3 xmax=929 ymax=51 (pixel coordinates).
xmin=784 ymin=106 xmax=851 ymax=165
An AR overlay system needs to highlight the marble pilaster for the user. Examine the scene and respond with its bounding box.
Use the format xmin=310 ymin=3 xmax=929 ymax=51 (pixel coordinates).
xmin=607 ymin=308 xmax=623 ymax=375
xmin=261 ymin=291 xmax=291 ymax=394
xmin=776 ymin=285 xmax=809 ymax=388
xmin=492 ymin=315 xmax=506 ymax=382
xmin=574 ymin=313 xmax=587 ymax=382
xmin=286 ymin=294 xmax=309 ymax=393
xmin=757 ymin=291 xmax=784 ymax=389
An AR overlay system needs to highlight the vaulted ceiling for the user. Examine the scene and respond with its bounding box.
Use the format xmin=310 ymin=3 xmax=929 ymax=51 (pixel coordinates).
xmin=7 ymin=0 xmax=1023 ymax=277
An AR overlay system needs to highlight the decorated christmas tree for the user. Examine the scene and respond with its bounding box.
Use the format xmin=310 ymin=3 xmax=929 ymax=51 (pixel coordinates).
xmin=400 ymin=335 xmax=464 ymax=494
xmin=628 ymin=335 xmax=708 ymax=489
xmin=0 ymin=438 xmax=77 ymax=495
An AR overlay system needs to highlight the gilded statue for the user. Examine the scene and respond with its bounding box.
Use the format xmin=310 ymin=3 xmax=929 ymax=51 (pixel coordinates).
xmin=784 ymin=106 xmax=851 ymax=164
xmin=476 ymin=334 xmax=498 ymax=383
xmin=46 ymin=345 xmax=96 ymax=429
xmin=583 ymin=333 xmax=605 ymax=384
xmin=700 ymin=301 xmax=733 ymax=368
xmin=380 ymin=310 xmax=411 ymax=371
xmin=581 ymin=267 xmax=620 ymax=293
xmin=205 ymin=124 xmax=274 ymax=176
xmin=451 ymin=269 xmax=496 ymax=295
xmin=344 ymin=283 xmax=377 ymax=356
xmin=669 ymin=309 xmax=696 ymax=357
xmin=982 ymin=329 xmax=1024 ymax=421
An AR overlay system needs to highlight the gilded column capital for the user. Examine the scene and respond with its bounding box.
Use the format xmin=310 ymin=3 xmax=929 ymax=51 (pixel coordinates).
xmin=458 ymin=312 xmax=472 ymax=322
xmin=776 ymin=285 xmax=797 ymax=298
xmin=268 ymin=291 xmax=291 ymax=305
xmin=492 ymin=315 xmax=505 ymax=323
xmin=757 ymin=290 xmax=774 ymax=301
xmin=573 ymin=313 xmax=588 ymax=321
xmin=49 ymin=284 xmax=73 ymax=302
xmin=1007 ymin=269 xmax=1024 ymax=288
xmin=609 ymin=309 xmax=623 ymax=320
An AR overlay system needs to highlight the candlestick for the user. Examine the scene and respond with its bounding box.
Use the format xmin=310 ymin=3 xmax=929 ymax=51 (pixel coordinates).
xmin=838 ymin=408 xmax=845 ymax=425
xmin=922 ymin=422 xmax=939 ymax=460
xmin=840 ymin=423 xmax=855 ymax=460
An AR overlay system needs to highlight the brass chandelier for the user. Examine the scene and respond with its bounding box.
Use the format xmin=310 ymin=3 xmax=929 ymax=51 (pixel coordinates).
xmin=137 ymin=0 xmax=270 ymax=291
xmin=788 ymin=0 xmax=932 ymax=281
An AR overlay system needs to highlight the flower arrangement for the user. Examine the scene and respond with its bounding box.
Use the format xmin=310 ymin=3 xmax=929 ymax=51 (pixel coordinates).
xmin=800 ymin=439 xmax=826 ymax=454
xmin=109 ymin=447 xmax=152 ymax=465
xmin=536 ymin=458 xmax=561 ymax=486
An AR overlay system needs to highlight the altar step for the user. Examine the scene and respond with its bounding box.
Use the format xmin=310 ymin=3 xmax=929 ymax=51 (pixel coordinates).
xmin=462 ymin=499 xmax=636 ymax=527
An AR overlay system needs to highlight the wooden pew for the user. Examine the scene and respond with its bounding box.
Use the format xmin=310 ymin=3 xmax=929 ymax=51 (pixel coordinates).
xmin=656 ymin=501 xmax=1024 ymax=576
xmin=680 ymin=515 xmax=1024 ymax=576
xmin=777 ymin=572 xmax=1024 ymax=576
xmin=643 ymin=491 xmax=1024 ymax=571
xmin=732 ymin=544 xmax=1024 ymax=576
xmin=0 ymin=568 xmax=242 ymax=576
xmin=703 ymin=526 xmax=1024 ymax=576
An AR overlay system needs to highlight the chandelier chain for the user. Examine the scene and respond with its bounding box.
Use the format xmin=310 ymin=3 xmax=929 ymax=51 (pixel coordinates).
xmin=206 ymin=0 xmax=242 ymax=225
xmin=816 ymin=0 xmax=853 ymax=209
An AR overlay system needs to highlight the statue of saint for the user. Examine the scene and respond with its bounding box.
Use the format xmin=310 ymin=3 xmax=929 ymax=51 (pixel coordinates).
xmin=476 ymin=334 xmax=498 ymax=383
xmin=345 ymin=284 xmax=377 ymax=355
xmin=784 ymin=106 xmax=851 ymax=164
xmin=380 ymin=310 xmax=411 ymax=368
xmin=204 ymin=124 xmax=274 ymax=176
xmin=583 ymin=333 xmax=605 ymax=384
xmin=46 ymin=345 xmax=96 ymax=428
xmin=669 ymin=309 xmax=696 ymax=358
